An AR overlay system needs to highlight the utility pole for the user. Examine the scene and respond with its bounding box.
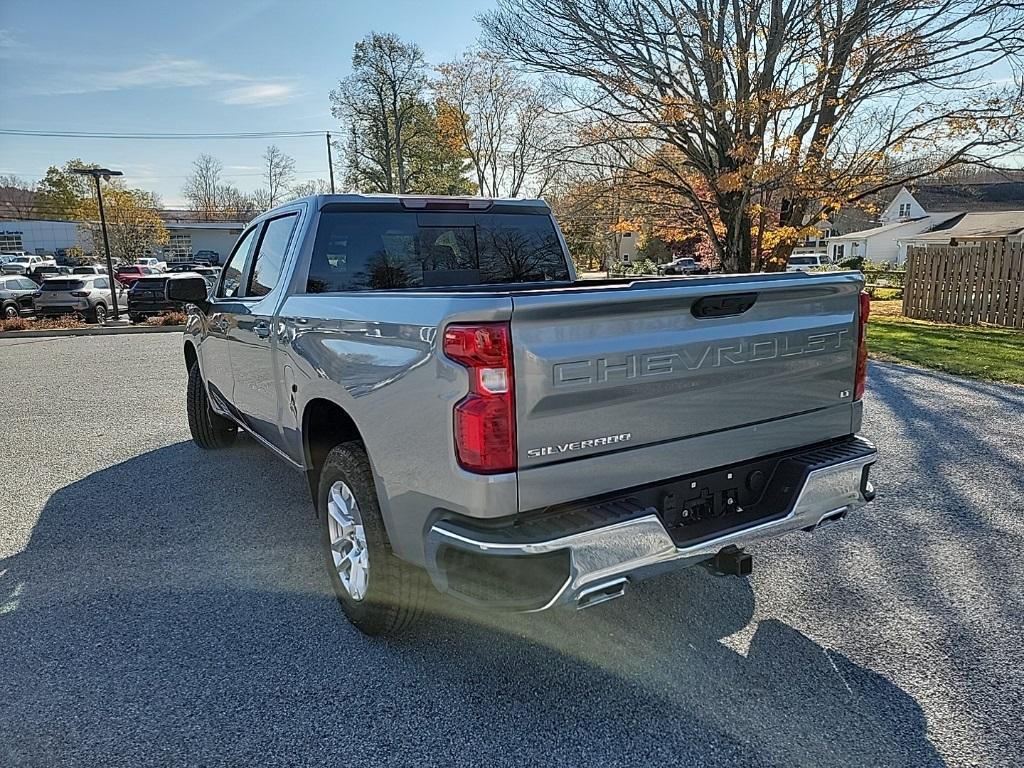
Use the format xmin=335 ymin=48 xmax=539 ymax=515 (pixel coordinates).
xmin=326 ymin=132 xmax=336 ymax=193
xmin=73 ymin=167 xmax=123 ymax=321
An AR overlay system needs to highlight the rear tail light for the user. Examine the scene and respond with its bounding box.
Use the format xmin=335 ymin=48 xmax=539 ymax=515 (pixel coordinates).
xmin=854 ymin=291 xmax=870 ymax=400
xmin=443 ymin=322 xmax=516 ymax=473
xmin=70 ymin=290 xmax=91 ymax=297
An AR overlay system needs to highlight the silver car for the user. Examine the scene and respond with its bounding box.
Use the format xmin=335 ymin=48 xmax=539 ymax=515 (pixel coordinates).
xmin=33 ymin=274 xmax=127 ymax=323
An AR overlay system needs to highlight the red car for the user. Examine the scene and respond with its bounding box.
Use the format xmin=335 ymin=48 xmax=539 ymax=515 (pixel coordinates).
xmin=114 ymin=264 xmax=157 ymax=287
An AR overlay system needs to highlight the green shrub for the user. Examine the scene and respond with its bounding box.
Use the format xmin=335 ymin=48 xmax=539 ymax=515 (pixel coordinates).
xmin=610 ymin=258 xmax=658 ymax=276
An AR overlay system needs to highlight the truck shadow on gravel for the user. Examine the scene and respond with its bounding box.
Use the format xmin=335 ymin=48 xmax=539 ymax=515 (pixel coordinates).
xmin=0 ymin=439 xmax=944 ymax=768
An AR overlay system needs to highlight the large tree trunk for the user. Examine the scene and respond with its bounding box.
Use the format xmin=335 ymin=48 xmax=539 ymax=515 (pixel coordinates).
xmin=717 ymin=192 xmax=753 ymax=273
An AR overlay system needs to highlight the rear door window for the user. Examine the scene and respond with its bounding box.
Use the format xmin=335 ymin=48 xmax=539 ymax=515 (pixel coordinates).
xmin=306 ymin=211 xmax=569 ymax=292
xmin=41 ymin=280 xmax=84 ymax=291
xmin=247 ymin=214 xmax=298 ymax=298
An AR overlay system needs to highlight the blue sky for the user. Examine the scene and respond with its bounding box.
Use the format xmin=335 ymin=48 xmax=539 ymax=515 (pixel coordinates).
xmin=0 ymin=0 xmax=496 ymax=205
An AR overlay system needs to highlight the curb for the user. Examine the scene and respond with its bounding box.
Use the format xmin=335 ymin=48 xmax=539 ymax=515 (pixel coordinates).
xmin=0 ymin=324 xmax=185 ymax=339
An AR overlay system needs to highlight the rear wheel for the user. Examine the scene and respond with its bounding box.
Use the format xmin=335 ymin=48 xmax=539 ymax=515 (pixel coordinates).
xmin=186 ymin=361 xmax=237 ymax=449
xmin=318 ymin=442 xmax=428 ymax=636
xmin=91 ymin=302 xmax=107 ymax=324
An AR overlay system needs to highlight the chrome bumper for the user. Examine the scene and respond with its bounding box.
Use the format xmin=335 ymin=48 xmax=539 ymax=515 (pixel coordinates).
xmin=428 ymin=441 xmax=876 ymax=611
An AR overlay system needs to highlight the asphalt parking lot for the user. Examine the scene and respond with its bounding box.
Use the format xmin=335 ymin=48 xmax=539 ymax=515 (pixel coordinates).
xmin=2 ymin=333 xmax=1022 ymax=767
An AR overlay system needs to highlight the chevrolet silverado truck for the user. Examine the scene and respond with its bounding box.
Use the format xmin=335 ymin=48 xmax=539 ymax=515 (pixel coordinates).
xmin=168 ymin=194 xmax=876 ymax=636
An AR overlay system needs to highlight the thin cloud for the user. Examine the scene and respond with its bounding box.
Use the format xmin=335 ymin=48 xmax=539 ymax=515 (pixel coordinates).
xmin=17 ymin=55 xmax=295 ymax=105
xmin=221 ymin=83 xmax=297 ymax=107
xmin=0 ymin=28 xmax=24 ymax=57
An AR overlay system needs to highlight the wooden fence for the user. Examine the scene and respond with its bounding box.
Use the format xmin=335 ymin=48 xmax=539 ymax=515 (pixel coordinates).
xmin=902 ymin=242 xmax=1024 ymax=328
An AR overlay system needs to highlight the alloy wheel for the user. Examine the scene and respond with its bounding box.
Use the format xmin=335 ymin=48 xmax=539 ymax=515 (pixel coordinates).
xmin=327 ymin=480 xmax=370 ymax=601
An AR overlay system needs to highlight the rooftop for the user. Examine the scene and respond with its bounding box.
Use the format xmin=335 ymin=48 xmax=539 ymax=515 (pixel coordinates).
xmin=910 ymin=182 xmax=1024 ymax=213
xmin=907 ymin=211 xmax=1024 ymax=242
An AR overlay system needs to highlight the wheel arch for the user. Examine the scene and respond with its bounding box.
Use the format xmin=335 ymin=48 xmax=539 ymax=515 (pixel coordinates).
xmin=183 ymin=339 xmax=199 ymax=374
xmin=302 ymin=398 xmax=366 ymax=508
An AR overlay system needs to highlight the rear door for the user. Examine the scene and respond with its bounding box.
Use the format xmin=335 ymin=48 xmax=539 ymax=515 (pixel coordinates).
xmin=15 ymin=278 xmax=37 ymax=313
xmin=226 ymin=211 xmax=300 ymax=447
xmin=510 ymin=272 xmax=863 ymax=481
xmin=203 ymin=225 xmax=259 ymax=411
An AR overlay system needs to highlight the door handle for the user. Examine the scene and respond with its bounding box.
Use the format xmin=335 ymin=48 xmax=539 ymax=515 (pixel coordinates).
xmin=252 ymin=320 xmax=271 ymax=339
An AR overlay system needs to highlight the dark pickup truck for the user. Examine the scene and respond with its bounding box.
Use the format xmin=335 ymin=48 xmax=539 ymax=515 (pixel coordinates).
xmin=168 ymin=194 xmax=877 ymax=636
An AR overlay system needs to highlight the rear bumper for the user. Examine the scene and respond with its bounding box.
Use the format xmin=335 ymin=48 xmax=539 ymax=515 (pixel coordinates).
xmin=36 ymin=303 xmax=88 ymax=317
xmin=426 ymin=436 xmax=876 ymax=611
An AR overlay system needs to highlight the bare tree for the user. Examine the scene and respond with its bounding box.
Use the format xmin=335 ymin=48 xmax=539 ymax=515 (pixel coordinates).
xmin=330 ymin=32 xmax=432 ymax=193
xmin=219 ymin=185 xmax=260 ymax=221
xmin=263 ymin=145 xmax=296 ymax=206
xmin=0 ymin=175 xmax=37 ymax=218
xmin=435 ymin=51 xmax=556 ymax=197
xmin=483 ymin=0 xmax=1024 ymax=271
xmin=183 ymin=154 xmax=225 ymax=221
xmin=288 ymin=179 xmax=334 ymax=198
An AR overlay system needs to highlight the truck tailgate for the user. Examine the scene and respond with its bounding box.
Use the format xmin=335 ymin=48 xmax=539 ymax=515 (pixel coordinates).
xmin=511 ymin=272 xmax=864 ymax=501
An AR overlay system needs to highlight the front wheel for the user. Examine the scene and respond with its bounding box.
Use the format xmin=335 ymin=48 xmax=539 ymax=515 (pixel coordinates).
xmin=186 ymin=361 xmax=237 ymax=449
xmin=318 ymin=442 xmax=428 ymax=636
xmin=3 ymin=303 xmax=18 ymax=319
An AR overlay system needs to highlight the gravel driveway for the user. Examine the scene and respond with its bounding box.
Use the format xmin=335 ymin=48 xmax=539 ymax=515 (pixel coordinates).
xmin=1 ymin=334 xmax=1021 ymax=767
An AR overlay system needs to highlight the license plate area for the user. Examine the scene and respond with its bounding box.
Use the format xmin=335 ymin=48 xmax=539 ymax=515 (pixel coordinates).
xmin=658 ymin=455 xmax=808 ymax=546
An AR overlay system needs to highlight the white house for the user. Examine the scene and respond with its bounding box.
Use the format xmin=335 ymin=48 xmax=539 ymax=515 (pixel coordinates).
xmin=827 ymin=187 xmax=961 ymax=265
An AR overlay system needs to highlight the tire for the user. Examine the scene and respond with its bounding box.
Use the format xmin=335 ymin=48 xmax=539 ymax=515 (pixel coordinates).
xmin=129 ymin=313 xmax=142 ymax=324
xmin=91 ymin=302 xmax=107 ymax=324
xmin=3 ymin=303 xmax=18 ymax=319
xmin=317 ymin=442 xmax=428 ymax=636
xmin=186 ymin=361 xmax=238 ymax=449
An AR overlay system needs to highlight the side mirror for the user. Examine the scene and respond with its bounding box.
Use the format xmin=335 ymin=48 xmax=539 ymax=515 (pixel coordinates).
xmin=167 ymin=274 xmax=211 ymax=311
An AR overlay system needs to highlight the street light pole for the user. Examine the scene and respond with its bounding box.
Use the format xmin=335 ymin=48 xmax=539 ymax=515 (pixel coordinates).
xmin=74 ymin=167 xmax=123 ymax=321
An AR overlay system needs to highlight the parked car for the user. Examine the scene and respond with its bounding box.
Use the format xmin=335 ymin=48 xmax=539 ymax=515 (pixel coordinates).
xmin=115 ymin=264 xmax=157 ymax=287
xmin=658 ymin=257 xmax=706 ymax=275
xmin=193 ymin=249 xmax=220 ymax=266
xmin=128 ymin=274 xmax=208 ymax=321
xmin=0 ymin=275 xmax=39 ymax=318
xmin=167 ymin=262 xmax=209 ymax=273
xmin=2 ymin=254 xmax=57 ymax=276
xmin=786 ymin=253 xmax=829 ymax=272
xmin=0 ymin=252 xmax=23 ymax=266
xmin=135 ymin=257 xmax=167 ymax=272
xmin=171 ymin=193 xmax=877 ymax=636
xmin=34 ymin=274 xmax=127 ymax=323
xmin=29 ymin=265 xmax=71 ymax=282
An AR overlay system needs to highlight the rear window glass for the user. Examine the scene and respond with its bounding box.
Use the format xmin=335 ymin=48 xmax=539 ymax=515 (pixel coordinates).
xmin=41 ymin=280 xmax=84 ymax=291
xmin=790 ymin=256 xmax=819 ymax=265
xmin=306 ymin=211 xmax=570 ymax=292
xmin=132 ymin=278 xmax=168 ymax=290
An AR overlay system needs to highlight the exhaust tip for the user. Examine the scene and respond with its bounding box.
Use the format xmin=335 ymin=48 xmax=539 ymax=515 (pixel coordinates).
xmin=576 ymin=578 xmax=628 ymax=610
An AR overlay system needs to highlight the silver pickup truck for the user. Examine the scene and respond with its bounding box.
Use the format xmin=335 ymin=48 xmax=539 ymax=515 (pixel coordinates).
xmin=169 ymin=194 xmax=876 ymax=636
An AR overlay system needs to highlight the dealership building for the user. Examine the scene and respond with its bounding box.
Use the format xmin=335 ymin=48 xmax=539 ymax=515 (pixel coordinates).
xmin=0 ymin=216 xmax=247 ymax=264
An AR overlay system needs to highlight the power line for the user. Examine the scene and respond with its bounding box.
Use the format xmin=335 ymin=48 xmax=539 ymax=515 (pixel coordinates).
xmin=0 ymin=129 xmax=327 ymax=140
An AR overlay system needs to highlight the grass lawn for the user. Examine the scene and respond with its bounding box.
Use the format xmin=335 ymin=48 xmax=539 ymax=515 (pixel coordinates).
xmin=868 ymin=300 xmax=1024 ymax=385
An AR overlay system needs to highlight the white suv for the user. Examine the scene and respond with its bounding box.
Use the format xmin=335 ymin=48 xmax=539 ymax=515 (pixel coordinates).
xmin=135 ymin=257 xmax=167 ymax=272
xmin=34 ymin=274 xmax=127 ymax=323
xmin=786 ymin=253 xmax=828 ymax=272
